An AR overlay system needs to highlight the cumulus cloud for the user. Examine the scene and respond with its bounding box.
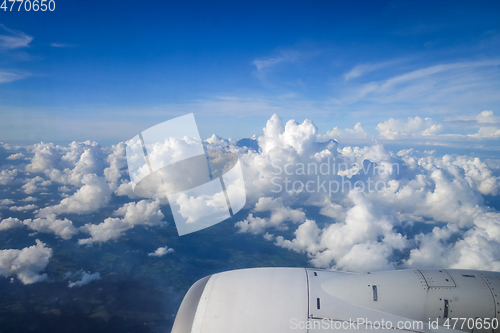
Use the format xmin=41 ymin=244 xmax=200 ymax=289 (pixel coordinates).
xmin=22 ymin=176 xmax=51 ymax=194
xmin=318 ymin=123 xmax=370 ymax=142
xmin=476 ymin=110 xmax=500 ymax=124
xmin=229 ymin=114 xmax=500 ymax=272
xmin=2 ymin=114 xmax=500 ymax=275
xmin=236 ymin=197 xmax=305 ymax=234
xmin=37 ymin=174 xmax=112 ymax=217
xmin=148 ymin=246 xmax=174 ymax=257
xmin=376 ymin=116 xmax=443 ymax=139
xmin=114 ymin=180 xmax=138 ymax=199
xmin=0 ymin=169 xmax=18 ymax=185
xmin=0 ymin=213 xmax=78 ymax=239
xmin=9 ymin=204 xmax=37 ymax=212
xmin=468 ymin=111 xmax=500 ymax=139
xmin=7 ymin=153 xmax=25 ymax=160
xmin=23 ymin=214 xmax=78 ymax=240
xmin=404 ymin=212 xmax=500 ymax=271
xmin=104 ymin=142 xmax=127 ymax=189
xmin=276 ymin=191 xmax=407 ymax=272
xmin=21 ymin=142 xmax=130 ymax=228
xmin=2 ymin=142 xmax=130 ymax=241
xmin=78 ymin=199 xmax=165 ymax=245
xmin=0 ymin=199 xmax=15 ymax=206
xmin=27 ymin=141 xmax=107 ymax=186
xmin=171 ymin=188 xmax=228 ymax=225
xmin=26 ymin=142 xmax=63 ymax=173
xmin=68 ymin=271 xmax=100 ymax=288
xmin=0 ymin=217 xmax=24 ymax=231
xmin=374 ymin=110 xmax=500 ymax=143
xmin=0 ymin=240 xmax=52 ymax=284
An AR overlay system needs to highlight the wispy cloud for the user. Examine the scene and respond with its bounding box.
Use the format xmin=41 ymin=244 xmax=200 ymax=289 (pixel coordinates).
xmin=380 ymin=60 xmax=500 ymax=90
xmin=50 ymin=43 xmax=75 ymax=48
xmin=251 ymin=48 xmax=315 ymax=85
xmin=337 ymin=59 xmax=500 ymax=113
xmin=0 ymin=26 xmax=33 ymax=84
xmin=0 ymin=25 xmax=33 ymax=51
xmin=0 ymin=71 xmax=30 ymax=83
xmin=252 ymin=50 xmax=302 ymax=72
xmin=344 ymin=60 xmax=403 ymax=81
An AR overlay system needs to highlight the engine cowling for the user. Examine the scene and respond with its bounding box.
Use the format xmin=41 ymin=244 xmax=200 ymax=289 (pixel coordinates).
xmin=172 ymin=268 xmax=500 ymax=333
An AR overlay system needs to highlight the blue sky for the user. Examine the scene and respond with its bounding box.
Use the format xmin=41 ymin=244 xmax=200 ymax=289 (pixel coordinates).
xmin=1 ymin=0 xmax=499 ymax=146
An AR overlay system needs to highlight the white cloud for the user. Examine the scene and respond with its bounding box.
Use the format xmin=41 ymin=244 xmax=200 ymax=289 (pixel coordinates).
xmin=0 ymin=199 xmax=15 ymax=206
xmin=0 ymin=240 xmax=52 ymax=284
xmin=476 ymin=110 xmax=500 ymax=124
xmin=22 ymin=176 xmax=51 ymax=194
xmin=68 ymin=271 xmax=100 ymax=288
xmin=372 ymin=110 xmax=500 ymax=143
xmin=78 ymin=199 xmax=165 ymax=245
xmin=0 ymin=26 xmax=33 ymax=84
xmin=148 ymin=246 xmax=174 ymax=257
xmin=376 ymin=116 xmax=443 ymax=139
xmin=0 ymin=169 xmax=18 ymax=185
xmin=253 ymin=50 xmax=302 ymax=72
xmin=21 ymin=141 xmax=131 ymax=223
xmin=6 ymin=153 xmax=25 ymax=160
xmin=404 ymin=212 xmax=500 ymax=271
xmin=114 ymin=181 xmax=138 ymax=199
xmin=37 ymin=174 xmax=112 ymax=217
xmin=27 ymin=141 xmax=107 ymax=186
xmin=275 ymin=219 xmax=322 ymax=254
xmin=276 ymin=191 xmax=407 ymax=271
xmin=0 ymin=25 xmax=32 ymax=50
xmin=172 ymin=189 xmax=228 ymax=225
xmin=336 ymin=59 xmax=500 ymax=120
xmin=318 ymin=123 xmax=371 ymax=142
xmin=26 ymin=142 xmax=63 ymax=173
xmin=344 ymin=60 xmax=401 ymax=81
xmin=468 ymin=112 xmax=500 ymax=139
xmin=381 ymin=60 xmax=500 ymax=90
xmin=2 ymin=114 xmax=500 ymax=275
xmin=230 ymin=114 xmax=500 ymax=273
xmin=0 ymin=217 xmax=24 ymax=231
xmin=9 ymin=204 xmax=37 ymax=212
xmin=58 ymin=186 xmax=71 ymax=193
xmin=0 ymin=205 xmax=79 ymax=240
xmin=104 ymin=142 xmax=127 ymax=189
xmin=470 ymin=127 xmax=500 ymax=139
xmin=50 ymin=43 xmax=75 ymax=48
xmin=23 ymin=214 xmax=78 ymax=240
xmin=362 ymin=60 xmax=500 ymax=103
xmin=236 ymin=197 xmax=305 ymax=234
xmin=0 ymin=71 xmax=30 ymax=84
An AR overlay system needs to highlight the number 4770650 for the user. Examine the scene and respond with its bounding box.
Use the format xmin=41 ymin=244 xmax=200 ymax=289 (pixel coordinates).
xmin=1 ymin=0 xmax=55 ymax=11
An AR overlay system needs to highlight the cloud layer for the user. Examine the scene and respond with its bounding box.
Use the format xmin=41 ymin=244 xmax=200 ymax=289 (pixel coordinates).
xmin=232 ymin=114 xmax=500 ymax=272
xmin=0 ymin=114 xmax=499 ymax=284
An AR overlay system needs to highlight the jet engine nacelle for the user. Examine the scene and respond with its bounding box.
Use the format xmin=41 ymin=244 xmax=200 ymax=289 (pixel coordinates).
xmin=172 ymin=268 xmax=500 ymax=333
